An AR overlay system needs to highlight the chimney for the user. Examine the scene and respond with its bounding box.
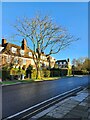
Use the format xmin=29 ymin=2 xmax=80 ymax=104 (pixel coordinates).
xmin=2 ymin=38 xmax=7 ymax=47
xmin=67 ymin=58 xmax=70 ymax=62
xmin=21 ymin=39 xmax=27 ymax=51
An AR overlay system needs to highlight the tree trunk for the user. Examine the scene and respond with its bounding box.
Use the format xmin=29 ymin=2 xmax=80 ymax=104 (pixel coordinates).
xmin=36 ymin=67 xmax=40 ymax=79
xmin=36 ymin=56 xmax=41 ymax=79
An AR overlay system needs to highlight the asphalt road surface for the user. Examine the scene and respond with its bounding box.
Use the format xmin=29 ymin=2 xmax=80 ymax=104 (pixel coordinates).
xmin=2 ymin=75 xmax=90 ymax=119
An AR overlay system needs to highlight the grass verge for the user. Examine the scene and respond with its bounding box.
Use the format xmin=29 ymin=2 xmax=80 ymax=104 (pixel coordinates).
xmin=0 ymin=76 xmax=74 ymax=85
xmin=0 ymin=79 xmax=34 ymax=85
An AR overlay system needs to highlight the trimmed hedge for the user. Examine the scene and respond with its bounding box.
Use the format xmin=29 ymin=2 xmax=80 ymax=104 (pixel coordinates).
xmin=2 ymin=67 xmax=26 ymax=81
xmin=31 ymin=68 xmax=69 ymax=78
xmin=73 ymin=70 xmax=89 ymax=75
xmin=2 ymin=68 xmax=72 ymax=80
xmin=50 ymin=68 xmax=68 ymax=77
xmin=31 ymin=69 xmax=50 ymax=78
xmin=43 ymin=70 xmax=50 ymax=77
xmin=2 ymin=70 xmax=10 ymax=80
xmin=31 ymin=69 xmax=37 ymax=78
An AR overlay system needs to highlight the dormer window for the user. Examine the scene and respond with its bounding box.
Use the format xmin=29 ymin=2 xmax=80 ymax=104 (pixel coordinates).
xmin=20 ymin=50 xmax=24 ymax=56
xmin=28 ymin=52 xmax=32 ymax=57
xmin=11 ymin=47 xmax=17 ymax=53
xmin=0 ymin=46 xmax=4 ymax=52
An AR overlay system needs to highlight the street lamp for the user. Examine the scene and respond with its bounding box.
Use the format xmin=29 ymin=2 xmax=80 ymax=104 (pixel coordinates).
xmin=72 ymin=65 xmax=75 ymax=77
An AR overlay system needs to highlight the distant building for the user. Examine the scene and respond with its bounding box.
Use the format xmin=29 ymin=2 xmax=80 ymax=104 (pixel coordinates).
xmin=55 ymin=58 xmax=71 ymax=69
xmin=55 ymin=58 xmax=71 ymax=76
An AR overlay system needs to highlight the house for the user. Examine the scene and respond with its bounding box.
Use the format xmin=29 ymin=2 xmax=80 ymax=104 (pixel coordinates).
xmin=0 ymin=38 xmax=71 ymax=80
xmin=55 ymin=58 xmax=71 ymax=69
xmin=0 ymin=38 xmax=56 ymax=70
xmin=55 ymin=59 xmax=72 ymax=76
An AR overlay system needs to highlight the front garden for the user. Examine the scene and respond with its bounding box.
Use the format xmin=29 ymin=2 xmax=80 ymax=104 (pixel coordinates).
xmin=0 ymin=64 xmax=72 ymax=85
xmin=1 ymin=63 xmax=89 ymax=85
xmin=1 ymin=64 xmax=71 ymax=81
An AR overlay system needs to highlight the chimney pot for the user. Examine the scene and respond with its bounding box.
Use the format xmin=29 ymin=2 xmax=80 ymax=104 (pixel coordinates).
xmin=67 ymin=58 xmax=70 ymax=62
xmin=21 ymin=39 xmax=27 ymax=51
xmin=2 ymin=39 xmax=7 ymax=47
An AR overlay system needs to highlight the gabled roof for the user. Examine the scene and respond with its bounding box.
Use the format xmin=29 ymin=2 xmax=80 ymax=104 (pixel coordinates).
xmin=0 ymin=39 xmax=56 ymax=63
xmin=1 ymin=42 xmax=48 ymax=60
xmin=1 ymin=42 xmax=33 ymax=58
xmin=56 ymin=59 xmax=68 ymax=63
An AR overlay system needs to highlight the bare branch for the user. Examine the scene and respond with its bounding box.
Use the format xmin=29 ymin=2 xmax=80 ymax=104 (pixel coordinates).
xmin=12 ymin=14 xmax=78 ymax=77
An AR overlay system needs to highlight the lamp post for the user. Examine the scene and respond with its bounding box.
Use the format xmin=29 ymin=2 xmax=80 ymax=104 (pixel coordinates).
xmin=72 ymin=65 xmax=75 ymax=77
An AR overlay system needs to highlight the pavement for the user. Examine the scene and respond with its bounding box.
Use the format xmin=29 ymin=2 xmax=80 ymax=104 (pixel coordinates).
xmin=30 ymin=88 xmax=90 ymax=120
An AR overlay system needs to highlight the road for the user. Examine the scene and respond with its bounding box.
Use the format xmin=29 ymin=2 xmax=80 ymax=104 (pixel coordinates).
xmin=2 ymin=75 xmax=90 ymax=119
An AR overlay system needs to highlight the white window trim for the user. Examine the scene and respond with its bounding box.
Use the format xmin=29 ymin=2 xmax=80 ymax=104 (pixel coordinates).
xmin=28 ymin=52 xmax=32 ymax=57
xmin=23 ymin=59 xmax=26 ymax=65
xmin=0 ymin=47 xmax=4 ymax=52
xmin=11 ymin=47 xmax=17 ymax=53
xmin=6 ymin=55 xmax=11 ymax=63
xmin=20 ymin=50 xmax=24 ymax=56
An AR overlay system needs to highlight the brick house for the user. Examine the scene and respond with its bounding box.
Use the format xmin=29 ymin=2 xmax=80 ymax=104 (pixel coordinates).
xmin=0 ymin=38 xmax=71 ymax=80
xmin=0 ymin=38 xmax=56 ymax=70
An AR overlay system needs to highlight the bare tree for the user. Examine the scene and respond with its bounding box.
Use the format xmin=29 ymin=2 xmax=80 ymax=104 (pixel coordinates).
xmin=82 ymin=58 xmax=90 ymax=71
xmin=72 ymin=57 xmax=86 ymax=71
xmin=13 ymin=15 xmax=78 ymax=79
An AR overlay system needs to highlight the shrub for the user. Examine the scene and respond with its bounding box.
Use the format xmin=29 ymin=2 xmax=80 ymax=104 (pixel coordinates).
xmin=31 ymin=69 xmax=50 ymax=79
xmin=81 ymin=70 xmax=89 ymax=75
xmin=50 ymin=68 xmax=68 ymax=77
xmin=73 ymin=70 xmax=89 ymax=75
xmin=50 ymin=68 xmax=60 ymax=77
xmin=31 ymin=69 xmax=37 ymax=78
xmin=43 ymin=70 xmax=50 ymax=77
xmin=2 ymin=70 xmax=10 ymax=81
xmin=40 ymin=70 xmax=44 ymax=78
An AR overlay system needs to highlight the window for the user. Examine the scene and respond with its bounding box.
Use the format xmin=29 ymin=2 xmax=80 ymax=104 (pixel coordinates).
xmin=11 ymin=47 xmax=17 ymax=53
xmin=23 ymin=59 xmax=26 ymax=65
xmin=0 ymin=47 xmax=4 ymax=52
xmin=20 ymin=50 xmax=24 ymax=56
xmin=28 ymin=52 xmax=32 ymax=57
xmin=7 ymin=55 xmax=11 ymax=63
xmin=64 ymin=62 xmax=66 ymax=64
xmin=41 ymin=55 xmax=46 ymax=60
xmin=41 ymin=55 xmax=43 ymax=59
xmin=14 ymin=57 xmax=18 ymax=64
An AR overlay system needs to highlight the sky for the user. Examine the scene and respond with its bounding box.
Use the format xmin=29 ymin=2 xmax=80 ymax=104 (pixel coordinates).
xmin=1 ymin=2 xmax=88 ymax=63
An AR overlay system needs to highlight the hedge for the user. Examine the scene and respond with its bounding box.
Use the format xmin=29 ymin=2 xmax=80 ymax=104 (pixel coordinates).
xmin=73 ymin=70 xmax=89 ymax=75
xmin=31 ymin=68 xmax=69 ymax=78
xmin=50 ymin=68 xmax=68 ymax=77
xmin=2 ymin=70 xmax=10 ymax=81
xmin=31 ymin=69 xmax=50 ymax=78
xmin=43 ymin=70 xmax=50 ymax=77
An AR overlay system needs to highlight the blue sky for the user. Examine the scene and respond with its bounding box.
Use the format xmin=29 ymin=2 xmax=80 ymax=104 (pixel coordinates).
xmin=2 ymin=2 xmax=88 ymax=63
